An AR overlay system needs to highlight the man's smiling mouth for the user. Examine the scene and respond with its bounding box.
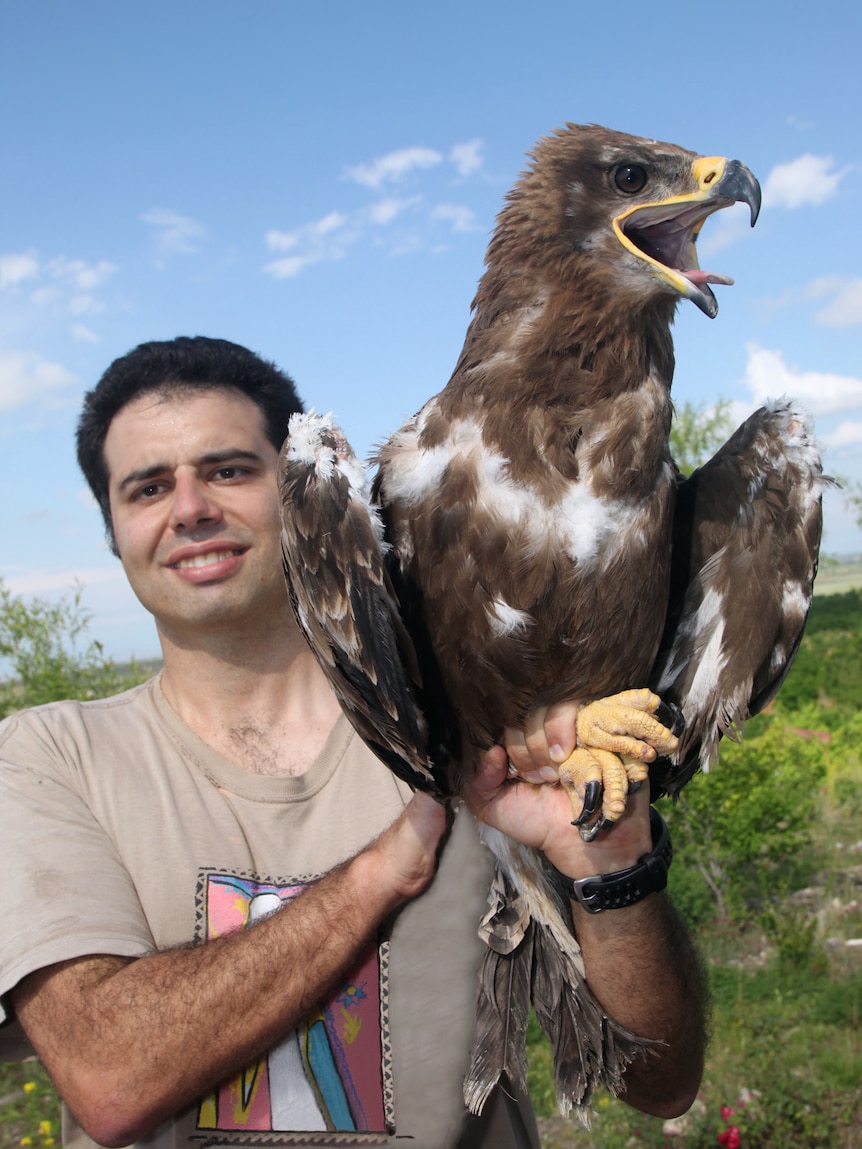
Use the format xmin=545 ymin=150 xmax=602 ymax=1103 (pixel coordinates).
xmin=171 ymin=549 xmax=244 ymax=570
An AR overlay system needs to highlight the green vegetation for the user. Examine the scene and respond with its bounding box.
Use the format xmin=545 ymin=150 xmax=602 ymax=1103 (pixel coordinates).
xmin=0 ymin=581 xmax=147 ymax=719
xmin=531 ymin=588 xmax=862 ymax=1148
xmin=669 ymin=398 xmax=735 ymax=477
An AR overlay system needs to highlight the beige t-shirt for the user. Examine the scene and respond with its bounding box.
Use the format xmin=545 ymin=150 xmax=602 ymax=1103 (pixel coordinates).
xmin=0 ymin=678 xmax=539 ymax=1149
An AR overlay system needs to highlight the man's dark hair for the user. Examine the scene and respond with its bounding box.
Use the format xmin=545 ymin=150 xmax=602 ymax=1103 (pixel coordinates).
xmin=76 ymin=335 xmax=304 ymax=554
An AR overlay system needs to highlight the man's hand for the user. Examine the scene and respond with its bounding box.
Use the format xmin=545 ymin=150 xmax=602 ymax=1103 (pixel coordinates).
xmin=360 ymin=790 xmax=449 ymax=903
xmin=468 ymin=697 xmax=652 ymax=880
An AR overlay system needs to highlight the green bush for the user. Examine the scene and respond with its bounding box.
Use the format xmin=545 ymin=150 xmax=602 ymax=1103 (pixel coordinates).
xmin=662 ymin=719 xmax=827 ymax=924
xmin=0 ymin=580 xmax=144 ymax=717
xmin=778 ymin=589 xmax=862 ymax=712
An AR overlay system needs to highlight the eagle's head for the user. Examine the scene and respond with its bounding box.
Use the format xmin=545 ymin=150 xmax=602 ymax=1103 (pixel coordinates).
xmin=500 ymin=123 xmax=761 ymax=320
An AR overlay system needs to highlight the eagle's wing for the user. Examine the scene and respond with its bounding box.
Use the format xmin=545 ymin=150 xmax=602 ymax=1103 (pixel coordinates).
xmin=650 ymin=398 xmax=828 ymax=796
xmin=279 ymin=411 xmax=451 ymax=795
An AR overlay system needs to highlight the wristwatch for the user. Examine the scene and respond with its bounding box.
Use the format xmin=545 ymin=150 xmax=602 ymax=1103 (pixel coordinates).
xmin=547 ymin=806 xmax=672 ymax=913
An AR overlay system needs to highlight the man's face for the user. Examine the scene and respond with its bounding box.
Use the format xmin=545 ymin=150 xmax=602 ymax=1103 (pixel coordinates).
xmin=103 ymin=387 xmax=288 ymax=638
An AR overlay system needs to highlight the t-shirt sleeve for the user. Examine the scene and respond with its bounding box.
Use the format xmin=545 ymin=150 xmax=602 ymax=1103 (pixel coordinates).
xmin=0 ymin=713 xmax=155 ymax=1045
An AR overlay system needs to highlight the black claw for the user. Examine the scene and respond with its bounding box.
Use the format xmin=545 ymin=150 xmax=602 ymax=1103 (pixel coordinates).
xmin=578 ymin=815 xmax=614 ymax=843
xmin=629 ymin=779 xmax=643 ymax=794
xmin=656 ymin=700 xmax=685 ymax=737
xmin=572 ymin=779 xmax=602 ymax=826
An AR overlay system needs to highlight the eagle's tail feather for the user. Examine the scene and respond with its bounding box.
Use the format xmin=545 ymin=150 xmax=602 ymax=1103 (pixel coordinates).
xmin=464 ymin=858 xmax=657 ymax=1122
xmin=463 ymin=922 xmax=534 ymax=1114
xmin=530 ymin=913 xmax=655 ymax=1122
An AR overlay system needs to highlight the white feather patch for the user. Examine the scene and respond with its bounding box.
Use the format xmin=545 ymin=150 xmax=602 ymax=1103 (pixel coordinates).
xmin=485 ymin=598 xmax=533 ymax=638
xmin=384 ymin=407 xmax=659 ymax=571
xmin=285 ymin=410 xmax=337 ymax=470
xmin=286 ymin=410 xmax=387 ymax=550
xmin=683 ymin=588 xmax=728 ymax=714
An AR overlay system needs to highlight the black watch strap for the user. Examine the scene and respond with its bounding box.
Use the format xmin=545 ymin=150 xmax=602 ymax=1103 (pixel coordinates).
xmin=548 ymin=807 xmax=672 ymax=913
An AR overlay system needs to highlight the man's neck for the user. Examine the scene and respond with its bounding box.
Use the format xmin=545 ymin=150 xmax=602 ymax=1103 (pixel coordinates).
xmin=158 ymin=617 xmax=344 ymax=777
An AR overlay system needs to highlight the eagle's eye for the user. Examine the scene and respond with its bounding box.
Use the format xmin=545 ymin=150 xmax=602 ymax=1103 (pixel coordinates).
xmin=614 ymin=164 xmax=648 ymax=194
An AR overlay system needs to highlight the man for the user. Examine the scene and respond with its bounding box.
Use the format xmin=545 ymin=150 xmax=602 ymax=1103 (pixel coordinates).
xmin=0 ymin=337 xmax=705 ymax=1149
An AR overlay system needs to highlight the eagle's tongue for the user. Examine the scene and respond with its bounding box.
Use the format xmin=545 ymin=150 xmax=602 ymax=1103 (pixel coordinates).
xmin=684 ymin=269 xmax=734 ymax=287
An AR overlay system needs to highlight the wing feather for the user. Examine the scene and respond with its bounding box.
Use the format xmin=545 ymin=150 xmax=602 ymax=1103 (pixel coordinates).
xmin=279 ymin=412 xmax=451 ymax=794
xmin=651 ymin=398 xmax=828 ymax=794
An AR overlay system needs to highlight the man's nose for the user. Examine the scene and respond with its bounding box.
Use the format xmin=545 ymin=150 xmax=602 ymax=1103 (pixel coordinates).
xmin=169 ymin=476 xmax=223 ymax=531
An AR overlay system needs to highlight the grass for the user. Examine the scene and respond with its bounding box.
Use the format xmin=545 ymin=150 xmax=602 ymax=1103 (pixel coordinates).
xmin=0 ymin=1062 xmax=60 ymax=1149
xmin=528 ymin=796 xmax=862 ymax=1149
xmin=814 ymin=555 xmax=862 ymax=597
xmin=529 ymin=939 xmax=862 ymax=1149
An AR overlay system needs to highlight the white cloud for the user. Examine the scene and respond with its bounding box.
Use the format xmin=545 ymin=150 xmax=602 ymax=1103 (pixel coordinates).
xmin=431 ymin=203 xmax=479 ymax=233
xmin=1 ymin=250 xmax=116 ymax=346
xmin=29 ymin=286 xmax=60 ymax=307
xmin=367 ymin=196 xmax=420 ymax=225
xmin=744 ymin=344 xmax=862 ymax=416
xmin=265 ymin=228 xmax=299 ymax=253
xmin=822 ymin=420 xmax=862 ymax=451
xmin=311 ymin=210 xmax=348 ymax=236
xmin=141 ymin=208 xmax=206 ymax=264
xmin=0 ymin=348 xmax=78 ymax=410
xmin=264 ymin=210 xmax=354 ymax=278
xmin=345 ymin=146 xmax=442 ymax=189
xmin=70 ymin=293 xmax=107 ymax=317
xmin=264 ymin=252 xmax=327 ymax=280
xmin=263 ymin=199 xmax=420 ymax=279
xmin=266 ymin=212 xmax=349 ymax=254
xmin=762 ymin=154 xmax=847 ymax=209
xmin=0 ymin=249 xmax=40 ymax=289
xmin=450 ymin=139 xmax=483 ymax=178
xmin=72 ymin=323 xmax=100 ymax=343
xmin=46 ymin=256 xmax=117 ymax=291
xmin=807 ymin=276 xmax=862 ymax=328
xmin=3 ymin=566 xmax=125 ymax=595
xmin=263 ymin=140 xmax=483 ymax=280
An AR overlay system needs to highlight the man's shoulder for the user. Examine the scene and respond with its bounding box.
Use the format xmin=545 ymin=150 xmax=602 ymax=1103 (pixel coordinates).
xmin=0 ymin=677 xmax=159 ymax=755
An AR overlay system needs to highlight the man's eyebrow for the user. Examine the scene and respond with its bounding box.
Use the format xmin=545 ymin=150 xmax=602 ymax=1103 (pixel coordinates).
xmin=117 ymin=449 xmax=266 ymax=491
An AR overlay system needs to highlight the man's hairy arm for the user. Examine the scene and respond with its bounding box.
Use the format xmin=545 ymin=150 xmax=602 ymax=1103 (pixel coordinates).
xmin=569 ymin=880 xmax=707 ymax=1116
xmin=12 ymin=794 xmax=446 ymax=1148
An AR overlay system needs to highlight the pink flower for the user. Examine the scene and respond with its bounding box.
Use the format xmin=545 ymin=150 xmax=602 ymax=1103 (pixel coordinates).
xmin=718 ymin=1127 xmax=741 ymax=1149
xmin=720 ymin=1105 xmax=736 ymax=1122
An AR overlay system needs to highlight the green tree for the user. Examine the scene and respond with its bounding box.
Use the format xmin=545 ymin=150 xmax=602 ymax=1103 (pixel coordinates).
xmin=0 ymin=580 xmax=145 ymax=717
xmin=662 ymin=720 xmax=827 ymax=922
xmin=844 ymin=478 xmax=862 ymax=531
xmin=778 ymin=589 xmax=862 ymax=712
xmin=670 ymin=397 xmax=735 ymax=476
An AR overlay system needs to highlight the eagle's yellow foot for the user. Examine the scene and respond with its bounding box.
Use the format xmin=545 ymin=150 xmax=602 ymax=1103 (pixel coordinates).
xmin=560 ymin=690 xmax=683 ymax=841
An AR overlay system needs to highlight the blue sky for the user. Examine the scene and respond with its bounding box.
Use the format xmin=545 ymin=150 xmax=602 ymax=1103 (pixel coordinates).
xmin=2 ymin=0 xmax=860 ymax=663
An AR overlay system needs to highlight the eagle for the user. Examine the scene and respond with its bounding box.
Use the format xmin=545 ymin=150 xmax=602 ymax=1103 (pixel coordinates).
xmin=278 ymin=124 xmax=826 ymax=1118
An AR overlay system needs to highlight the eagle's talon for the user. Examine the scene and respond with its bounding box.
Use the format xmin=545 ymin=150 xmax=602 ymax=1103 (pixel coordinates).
xmin=573 ymin=779 xmax=602 ymax=825
xmin=578 ymin=818 xmax=605 ymax=843
xmin=558 ymin=692 xmax=678 ymax=834
xmin=575 ymin=690 xmax=681 ymax=761
xmin=656 ymin=700 xmax=685 ymax=738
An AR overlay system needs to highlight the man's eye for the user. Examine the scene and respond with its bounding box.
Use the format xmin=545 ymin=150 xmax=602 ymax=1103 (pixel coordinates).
xmin=216 ymin=466 xmax=239 ymax=479
xmin=134 ymin=484 xmax=162 ymax=500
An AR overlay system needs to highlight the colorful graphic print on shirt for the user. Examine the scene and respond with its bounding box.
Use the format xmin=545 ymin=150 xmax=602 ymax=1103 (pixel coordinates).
xmin=194 ymin=869 xmax=393 ymax=1135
